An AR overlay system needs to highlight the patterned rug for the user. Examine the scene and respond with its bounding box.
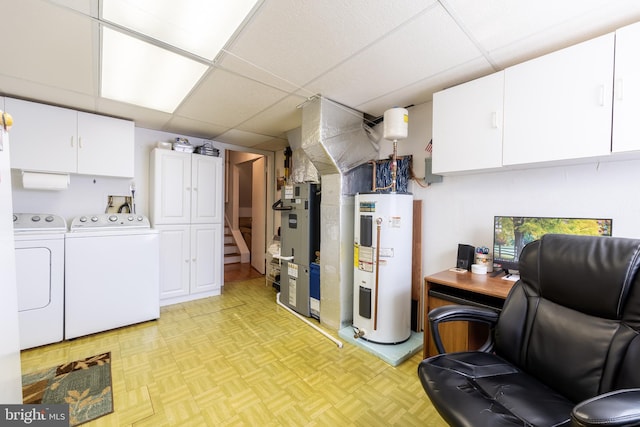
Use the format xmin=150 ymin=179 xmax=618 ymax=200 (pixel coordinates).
xmin=22 ymin=353 xmax=113 ymax=426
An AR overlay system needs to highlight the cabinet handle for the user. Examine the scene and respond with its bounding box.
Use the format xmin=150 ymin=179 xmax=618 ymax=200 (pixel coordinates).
xmin=193 ymin=187 xmax=198 ymax=191
xmin=615 ymin=79 xmax=623 ymax=101
xmin=70 ymin=136 xmax=74 ymax=148
xmin=78 ymin=136 xmax=82 ymax=149
xmin=491 ymin=112 xmax=498 ymax=129
xmin=192 ymin=258 xmax=196 ymax=262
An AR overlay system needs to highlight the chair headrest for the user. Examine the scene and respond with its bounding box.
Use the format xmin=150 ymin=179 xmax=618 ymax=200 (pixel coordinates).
xmin=519 ymin=234 xmax=640 ymax=318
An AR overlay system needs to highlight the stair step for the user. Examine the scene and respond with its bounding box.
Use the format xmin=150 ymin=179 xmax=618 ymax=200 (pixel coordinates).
xmin=224 ymin=244 xmax=238 ymax=255
xmin=224 ymin=253 xmax=241 ymax=264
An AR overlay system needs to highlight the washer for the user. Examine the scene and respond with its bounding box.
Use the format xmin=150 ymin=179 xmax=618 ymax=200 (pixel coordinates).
xmin=13 ymin=213 xmax=66 ymax=350
xmin=64 ymin=213 xmax=159 ymax=339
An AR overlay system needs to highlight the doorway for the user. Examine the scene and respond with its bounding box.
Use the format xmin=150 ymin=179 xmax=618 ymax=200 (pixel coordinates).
xmin=224 ymin=150 xmax=269 ymax=279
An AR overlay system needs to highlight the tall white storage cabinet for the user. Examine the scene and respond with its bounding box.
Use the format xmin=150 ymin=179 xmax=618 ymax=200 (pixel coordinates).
xmin=150 ymin=149 xmax=224 ymax=305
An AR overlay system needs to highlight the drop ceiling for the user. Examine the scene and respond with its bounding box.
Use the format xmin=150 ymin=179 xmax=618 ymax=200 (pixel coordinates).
xmin=1 ymin=0 xmax=640 ymax=151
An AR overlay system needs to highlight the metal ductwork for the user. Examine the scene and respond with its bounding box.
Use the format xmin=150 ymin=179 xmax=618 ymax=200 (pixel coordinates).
xmin=301 ymin=96 xmax=378 ymax=177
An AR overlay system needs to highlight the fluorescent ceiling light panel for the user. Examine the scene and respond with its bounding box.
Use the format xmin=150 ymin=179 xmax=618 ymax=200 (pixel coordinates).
xmin=101 ymin=27 xmax=208 ymax=113
xmin=102 ymin=0 xmax=260 ymax=60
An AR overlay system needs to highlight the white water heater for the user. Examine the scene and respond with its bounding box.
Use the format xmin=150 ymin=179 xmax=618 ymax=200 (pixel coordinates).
xmin=353 ymin=192 xmax=413 ymax=344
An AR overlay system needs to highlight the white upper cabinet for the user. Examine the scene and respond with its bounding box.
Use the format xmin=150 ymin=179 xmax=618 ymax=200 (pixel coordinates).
xmin=150 ymin=149 xmax=192 ymax=225
xmin=502 ymin=33 xmax=615 ymax=166
xmin=7 ymin=98 xmax=77 ymax=173
xmin=612 ymin=22 xmax=640 ymax=153
xmin=6 ymin=98 xmax=134 ymax=177
xmin=76 ymin=111 xmax=134 ymax=177
xmin=190 ymin=154 xmax=223 ymax=224
xmin=432 ymin=71 xmax=505 ymax=174
xmin=150 ymin=149 xmax=223 ymax=226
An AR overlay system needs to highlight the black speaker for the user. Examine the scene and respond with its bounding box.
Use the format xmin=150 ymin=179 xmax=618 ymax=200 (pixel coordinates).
xmin=456 ymin=244 xmax=475 ymax=271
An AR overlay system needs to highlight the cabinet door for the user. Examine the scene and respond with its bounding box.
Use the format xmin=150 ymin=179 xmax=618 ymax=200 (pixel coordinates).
xmin=6 ymin=98 xmax=76 ymax=173
xmin=77 ymin=112 xmax=134 ymax=177
xmin=191 ymin=155 xmax=223 ymax=224
xmin=151 ymin=150 xmax=191 ymax=225
xmin=190 ymin=224 xmax=221 ymax=294
xmin=503 ymin=33 xmax=614 ymax=165
xmin=432 ymin=71 xmax=505 ymax=174
xmin=427 ymin=296 xmax=469 ymax=356
xmin=157 ymin=226 xmax=190 ymax=301
xmin=612 ymin=22 xmax=640 ymax=153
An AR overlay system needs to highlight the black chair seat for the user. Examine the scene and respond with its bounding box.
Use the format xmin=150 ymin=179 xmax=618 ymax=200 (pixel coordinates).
xmin=419 ymin=352 xmax=574 ymax=426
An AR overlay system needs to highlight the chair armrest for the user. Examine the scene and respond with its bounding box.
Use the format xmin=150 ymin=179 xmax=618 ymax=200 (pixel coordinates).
xmin=571 ymin=388 xmax=640 ymax=427
xmin=428 ymin=305 xmax=499 ymax=354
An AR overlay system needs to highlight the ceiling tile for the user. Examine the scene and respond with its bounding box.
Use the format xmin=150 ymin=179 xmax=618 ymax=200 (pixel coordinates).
xmin=305 ymin=3 xmax=484 ymax=111
xmin=0 ymin=75 xmax=97 ymax=113
xmin=176 ymin=68 xmax=289 ymax=127
xmin=355 ymin=57 xmax=495 ymax=116
xmin=224 ymin=0 xmax=439 ymax=89
xmin=235 ymin=95 xmax=307 ymax=137
xmin=0 ymin=0 xmax=97 ymax=96
xmin=160 ymin=115 xmax=230 ymax=140
xmin=215 ymin=129 xmax=277 ymax=148
xmin=444 ymin=0 xmax=640 ymax=68
xmin=215 ymin=54 xmax=302 ymax=94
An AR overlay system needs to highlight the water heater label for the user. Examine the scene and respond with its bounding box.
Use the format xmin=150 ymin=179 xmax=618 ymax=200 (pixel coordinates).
xmin=284 ymin=185 xmax=294 ymax=199
xmin=289 ymin=277 xmax=297 ymax=306
xmin=359 ymin=202 xmax=376 ymax=212
xmin=379 ymin=248 xmax=394 ymax=258
xmin=390 ymin=216 xmax=402 ymax=227
xmin=288 ymin=262 xmax=298 ymax=278
xmin=358 ymin=246 xmax=374 ymax=272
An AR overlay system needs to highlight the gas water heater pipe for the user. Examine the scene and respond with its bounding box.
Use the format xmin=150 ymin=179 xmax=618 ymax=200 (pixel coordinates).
xmin=373 ymin=217 xmax=383 ymax=331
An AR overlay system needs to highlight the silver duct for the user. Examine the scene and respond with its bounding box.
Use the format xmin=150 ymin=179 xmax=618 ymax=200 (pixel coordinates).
xmin=295 ymin=96 xmax=378 ymax=331
xmin=285 ymin=127 xmax=319 ymax=184
xmin=301 ymin=96 xmax=378 ymax=177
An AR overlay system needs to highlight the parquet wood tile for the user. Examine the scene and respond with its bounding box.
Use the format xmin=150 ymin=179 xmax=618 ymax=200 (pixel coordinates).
xmin=19 ymin=276 xmax=446 ymax=426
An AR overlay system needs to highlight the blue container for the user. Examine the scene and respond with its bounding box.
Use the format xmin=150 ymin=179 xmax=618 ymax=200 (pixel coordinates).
xmin=310 ymin=263 xmax=320 ymax=319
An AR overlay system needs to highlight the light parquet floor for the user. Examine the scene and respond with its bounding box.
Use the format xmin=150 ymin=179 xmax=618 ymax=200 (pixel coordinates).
xmin=20 ymin=277 xmax=446 ymax=426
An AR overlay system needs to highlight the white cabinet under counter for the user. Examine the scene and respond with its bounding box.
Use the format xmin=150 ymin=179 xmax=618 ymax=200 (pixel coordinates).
xmin=6 ymin=97 xmax=134 ymax=178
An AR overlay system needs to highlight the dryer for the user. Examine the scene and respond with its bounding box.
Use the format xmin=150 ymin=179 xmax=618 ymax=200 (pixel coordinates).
xmin=13 ymin=213 xmax=66 ymax=350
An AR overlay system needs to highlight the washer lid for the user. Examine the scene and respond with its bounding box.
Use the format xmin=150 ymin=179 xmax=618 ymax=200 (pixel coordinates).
xmin=13 ymin=213 xmax=67 ymax=232
xmin=69 ymin=213 xmax=151 ymax=231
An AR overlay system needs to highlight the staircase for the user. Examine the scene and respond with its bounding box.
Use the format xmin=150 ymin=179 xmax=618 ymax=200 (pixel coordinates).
xmin=224 ymin=225 xmax=241 ymax=264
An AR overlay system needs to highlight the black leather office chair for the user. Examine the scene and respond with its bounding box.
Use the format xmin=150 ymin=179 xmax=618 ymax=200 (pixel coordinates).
xmin=418 ymin=234 xmax=640 ymax=427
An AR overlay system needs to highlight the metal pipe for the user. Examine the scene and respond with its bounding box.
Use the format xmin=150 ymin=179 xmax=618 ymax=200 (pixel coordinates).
xmin=391 ymin=140 xmax=398 ymax=193
xmin=353 ymin=326 xmax=365 ymax=339
xmin=373 ymin=217 xmax=382 ymax=330
xmin=276 ymin=292 xmax=343 ymax=348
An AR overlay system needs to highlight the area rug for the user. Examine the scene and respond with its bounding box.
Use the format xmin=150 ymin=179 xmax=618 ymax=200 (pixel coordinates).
xmin=22 ymin=352 xmax=113 ymax=426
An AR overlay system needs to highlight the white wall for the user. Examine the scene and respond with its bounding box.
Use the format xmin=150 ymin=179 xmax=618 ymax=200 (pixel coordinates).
xmin=11 ymin=127 xmax=277 ymax=226
xmin=379 ymin=101 xmax=640 ymax=277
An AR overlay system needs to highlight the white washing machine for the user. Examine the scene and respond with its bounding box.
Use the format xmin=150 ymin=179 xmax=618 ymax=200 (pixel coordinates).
xmin=65 ymin=213 xmax=160 ymax=339
xmin=13 ymin=213 xmax=66 ymax=350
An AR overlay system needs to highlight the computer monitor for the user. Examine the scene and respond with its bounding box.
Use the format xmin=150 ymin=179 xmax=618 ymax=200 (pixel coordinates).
xmin=493 ymin=216 xmax=613 ymax=273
